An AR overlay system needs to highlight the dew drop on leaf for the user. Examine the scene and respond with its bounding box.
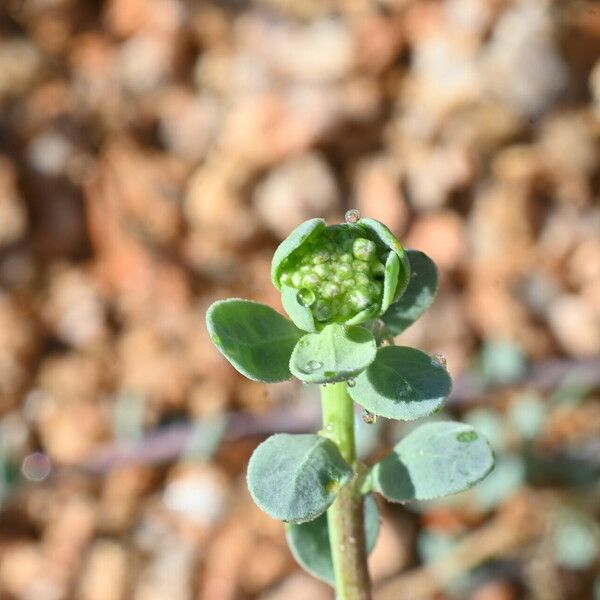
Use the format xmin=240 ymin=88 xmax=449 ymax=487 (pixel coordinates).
xmin=306 ymin=360 xmax=322 ymax=372
xmin=362 ymin=410 xmax=378 ymax=425
xmin=345 ymin=209 xmax=361 ymax=224
xmin=431 ymin=353 xmax=447 ymax=368
xmin=347 ymin=379 xmax=356 ymax=388
xmin=296 ymin=288 xmax=316 ymax=307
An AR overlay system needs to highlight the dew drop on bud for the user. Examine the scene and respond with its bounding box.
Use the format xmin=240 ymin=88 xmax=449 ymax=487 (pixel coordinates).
xmin=296 ymin=288 xmax=316 ymax=307
xmin=345 ymin=209 xmax=361 ymax=224
xmin=347 ymin=379 xmax=356 ymax=388
xmin=431 ymin=353 xmax=447 ymax=368
xmin=306 ymin=360 xmax=322 ymax=372
xmin=361 ymin=410 xmax=378 ymax=424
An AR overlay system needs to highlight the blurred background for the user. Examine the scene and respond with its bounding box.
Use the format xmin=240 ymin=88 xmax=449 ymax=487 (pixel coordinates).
xmin=0 ymin=0 xmax=599 ymax=599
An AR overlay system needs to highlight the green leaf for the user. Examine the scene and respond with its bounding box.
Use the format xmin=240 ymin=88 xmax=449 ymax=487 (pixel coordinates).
xmin=382 ymin=252 xmax=400 ymax=313
xmin=348 ymin=346 xmax=451 ymax=420
xmin=381 ymin=250 xmax=438 ymax=335
xmin=371 ymin=421 xmax=494 ymax=501
xmin=247 ymin=433 xmax=353 ymax=523
xmin=286 ymin=494 xmax=380 ymax=586
xmin=206 ymin=299 xmax=303 ymax=382
xmin=289 ymin=324 xmax=377 ymax=384
xmin=359 ymin=217 xmax=410 ymax=300
xmin=271 ymin=218 xmax=327 ymax=288
xmin=281 ymin=286 xmax=317 ymax=332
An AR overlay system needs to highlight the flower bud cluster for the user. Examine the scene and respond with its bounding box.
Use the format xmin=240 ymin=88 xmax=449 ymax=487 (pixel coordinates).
xmin=279 ymin=233 xmax=386 ymax=324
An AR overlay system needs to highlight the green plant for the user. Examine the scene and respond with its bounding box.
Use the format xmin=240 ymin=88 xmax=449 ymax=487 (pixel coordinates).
xmin=206 ymin=212 xmax=494 ymax=600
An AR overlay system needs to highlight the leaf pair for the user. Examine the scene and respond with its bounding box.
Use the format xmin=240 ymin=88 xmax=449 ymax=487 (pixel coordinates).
xmin=207 ymin=299 xmax=379 ymax=385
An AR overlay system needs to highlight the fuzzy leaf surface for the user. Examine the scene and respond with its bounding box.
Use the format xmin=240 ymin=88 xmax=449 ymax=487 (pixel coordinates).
xmin=289 ymin=324 xmax=377 ymax=384
xmin=206 ymin=299 xmax=302 ymax=382
xmin=372 ymin=421 xmax=494 ymax=501
xmin=247 ymin=434 xmax=353 ymax=523
xmin=286 ymin=494 xmax=380 ymax=586
xmin=381 ymin=250 xmax=438 ymax=335
xmin=348 ymin=346 xmax=451 ymax=420
xmin=281 ymin=286 xmax=317 ymax=332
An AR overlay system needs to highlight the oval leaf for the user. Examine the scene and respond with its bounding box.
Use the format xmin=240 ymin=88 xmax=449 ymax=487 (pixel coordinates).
xmin=206 ymin=299 xmax=302 ymax=382
xmin=271 ymin=218 xmax=327 ymax=288
xmin=289 ymin=324 xmax=377 ymax=384
xmin=281 ymin=286 xmax=317 ymax=332
xmin=371 ymin=421 xmax=494 ymax=502
xmin=286 ymin=494 xmax=380 ymax=586
xmin=247 ymin=434 xmax=353 ymax=523
xmin=381 ymin=250 xmax=438 ymax=335
xmin=348 ymin=346 xmax=451 ymax=420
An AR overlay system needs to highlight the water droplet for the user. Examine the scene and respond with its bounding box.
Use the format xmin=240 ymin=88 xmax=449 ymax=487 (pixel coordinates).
xmin=305 ymin=360 xmax=322 ymax=372
xmin=347 ymin=379 xmax=356 ymax=388
xmin=457 ymin=431 xmax=478 ymax=442
xmin=361 ymin=410 xmax=378 ymax=425
xmin=345 ymin=209 xmax=361 ymax=224
xmin=21 ymin=452 xmax=52 ymax=482
xmin=431 ymin=353 xmax=447 ymax=368
xmin=297 ymin=288 xmax=316 ymax=307
xmin=298 ymin=339 xmax=308 ymax=348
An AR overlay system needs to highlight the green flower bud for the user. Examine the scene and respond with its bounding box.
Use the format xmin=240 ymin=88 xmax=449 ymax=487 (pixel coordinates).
xmin=370 ymin=260 xmax=385 ymax=277
xmin=291 ymin=271 xmax=302 ymax=288
xmin=355 ymin=272 xmax=370 ymax=287
xmin=321 ymin=282 xmax=341 ymax=299
xmin=353 ymin=238 xmax=376 ymax=261
xmin=334 ymin=264 xmax=353 ymax=280
xmin=271 ymin=216 xmax=410 ymax=330
xmin=312 ymin=249 xmax=331 ymax=264
xmin=348 ymin=287 xmax=372 ymax=311
xmin=302 ymin=273 xmax=320 ymax=288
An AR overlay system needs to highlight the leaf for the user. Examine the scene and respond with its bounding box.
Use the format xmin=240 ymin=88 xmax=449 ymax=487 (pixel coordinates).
xmin=371 ymin=421 xmax=494 ymax=502
xmin=382 ymin=252 xmax=400 ymax=313
xmin=359 ymin=217 xmax=410 ymax=301
xmin=271 ymin=218 xmax=327 ymax=288
xmin=289 ymin=324 xmax=377 ymax=384
xmin=247 ymin=434 xmax=353 ymax=523
xmin=286 ymin=494 xmax=380 ymax=586
xmin=348 ymin=346 xmax=451 ymax=420
xmin=206 ymin=299 xmax=303 ymax=382
xmin=281 ymin=286 xmax=317 ymax=332
xmin=381 ymin=250 xmax=438 ymax=335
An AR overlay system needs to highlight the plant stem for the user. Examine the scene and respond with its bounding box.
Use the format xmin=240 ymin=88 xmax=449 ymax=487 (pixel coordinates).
xmin=321 ymin=382 xmax=372 ymax=600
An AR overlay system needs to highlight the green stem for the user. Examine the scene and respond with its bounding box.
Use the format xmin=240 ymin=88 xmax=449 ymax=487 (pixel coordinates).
xmin=321 ymin=382 xmax=372 ymax=600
